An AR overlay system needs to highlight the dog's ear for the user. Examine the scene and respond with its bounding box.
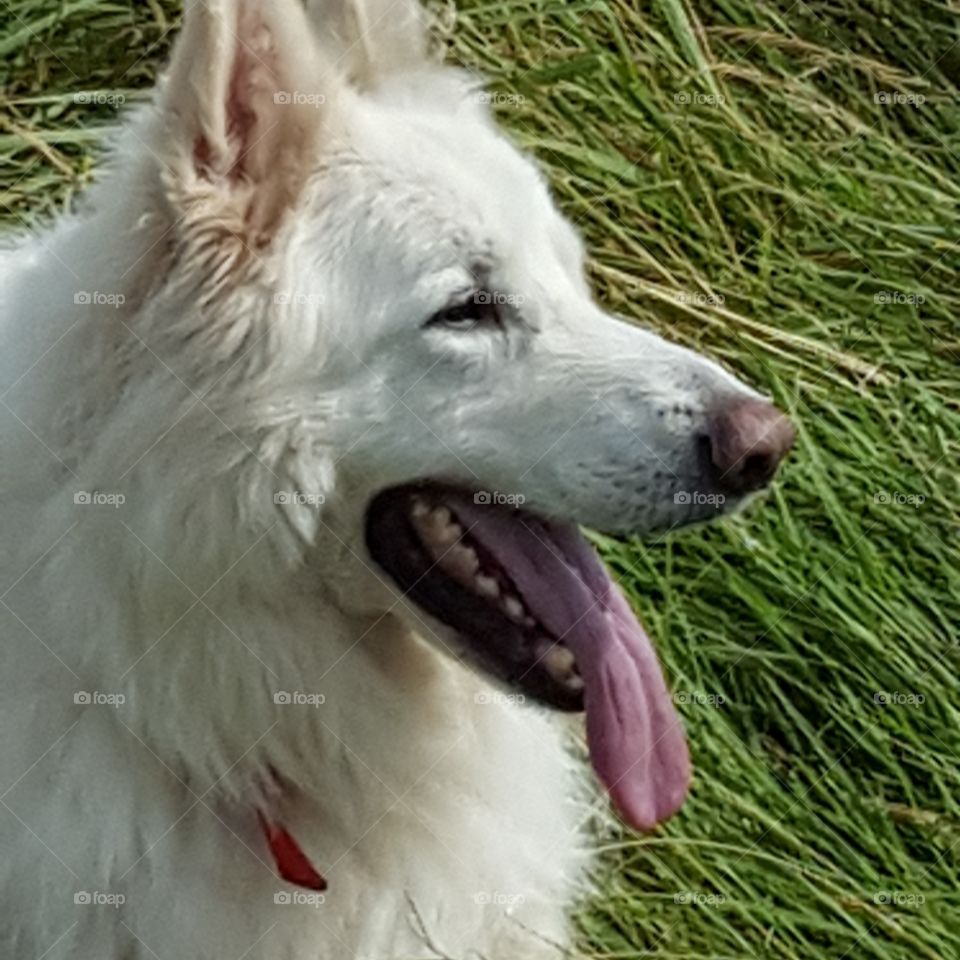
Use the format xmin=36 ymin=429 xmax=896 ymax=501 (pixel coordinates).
xmin=305 ymin=0 xmax=429 ymax=88
xmin=157 ymin=0 xmax=333 ymax=249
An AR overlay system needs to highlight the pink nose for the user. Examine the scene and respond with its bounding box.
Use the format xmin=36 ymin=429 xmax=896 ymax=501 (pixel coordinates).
xmin=707 ymin=399 xmax=795 ymax=494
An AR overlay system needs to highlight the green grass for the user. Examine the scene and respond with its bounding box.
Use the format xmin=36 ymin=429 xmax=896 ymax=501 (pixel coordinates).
xmin=2 ymin=0 xmax=959 ymax=957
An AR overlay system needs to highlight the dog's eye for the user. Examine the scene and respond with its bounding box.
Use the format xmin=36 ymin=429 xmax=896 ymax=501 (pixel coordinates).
xmin=426 ymin=294 xmax=502 ymax=332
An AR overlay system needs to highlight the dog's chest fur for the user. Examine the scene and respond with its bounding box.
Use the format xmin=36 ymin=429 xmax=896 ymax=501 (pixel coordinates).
xmin=0 ymin=614 xmax=589 ymax=959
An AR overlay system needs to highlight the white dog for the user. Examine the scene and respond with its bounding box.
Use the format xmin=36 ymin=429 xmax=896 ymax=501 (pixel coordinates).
xmin=0 ymin=1 xmax=793 ymax=956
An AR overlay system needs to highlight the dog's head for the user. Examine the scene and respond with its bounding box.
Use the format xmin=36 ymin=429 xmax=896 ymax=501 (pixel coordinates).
xmin=133 ymin=0 xmax=793 ymax=829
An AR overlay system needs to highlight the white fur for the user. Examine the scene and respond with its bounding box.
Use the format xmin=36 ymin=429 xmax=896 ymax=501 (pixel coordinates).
xmin=0 ymin=1 xmax=760 ymax=957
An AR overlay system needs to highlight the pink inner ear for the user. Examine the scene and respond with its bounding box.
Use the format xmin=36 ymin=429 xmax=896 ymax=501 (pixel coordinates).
xmin=225 ymin=38 xmax=260 ymax=183
xmin=190 ymin=25 xmax=265 ymax=184
xmin=171 ymin=0 xmax=324 ymax=247
xmin=193 ymin=135 xmax=216 ymax=180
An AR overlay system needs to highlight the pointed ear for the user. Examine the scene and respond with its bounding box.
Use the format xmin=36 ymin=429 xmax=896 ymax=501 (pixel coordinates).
xmin=305 ymin=0 xmax=429 ymax=88
xmin=158 ymin=0 xmax=334 ymax=249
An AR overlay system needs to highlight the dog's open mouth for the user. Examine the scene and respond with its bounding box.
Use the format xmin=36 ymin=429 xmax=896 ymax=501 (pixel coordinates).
xmin=365 ymin=482 xmax=691 ymax=831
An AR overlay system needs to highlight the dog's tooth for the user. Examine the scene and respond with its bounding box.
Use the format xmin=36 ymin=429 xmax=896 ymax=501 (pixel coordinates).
xmin=411 ymin=505 xmax=462 ymax=554
xmin=475 ymin=574 xmax=500 ymax=599
xmin=542 ymin=644 xmax=576 ymax=679
xmin=441 ymin=542 xmax=480 ymax=580
xmin=410 ymin=514 xmax=433 ymax=541
xmin=435 ymin=521 xmax=463 ymax=549
xmin=430 ymin=506 xmax=452 ymax=528
xmin=411 ymin=498 xmax=430 ymax=520
xmin=502 ymin=595 xmax=526 ymax=622
xmin=411 ymin=504 xmax=445 ymax=532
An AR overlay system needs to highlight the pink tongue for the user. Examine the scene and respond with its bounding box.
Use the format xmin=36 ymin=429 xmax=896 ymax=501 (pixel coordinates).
xmin=566 ymin=584 xmax=690 ymax=829
xmin=448 ymin=498 xmax=691 ymax=831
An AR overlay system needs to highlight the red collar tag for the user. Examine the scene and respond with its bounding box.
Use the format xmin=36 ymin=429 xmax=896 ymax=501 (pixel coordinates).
xmin=258 ymin=811 xmax=328 ymax=892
